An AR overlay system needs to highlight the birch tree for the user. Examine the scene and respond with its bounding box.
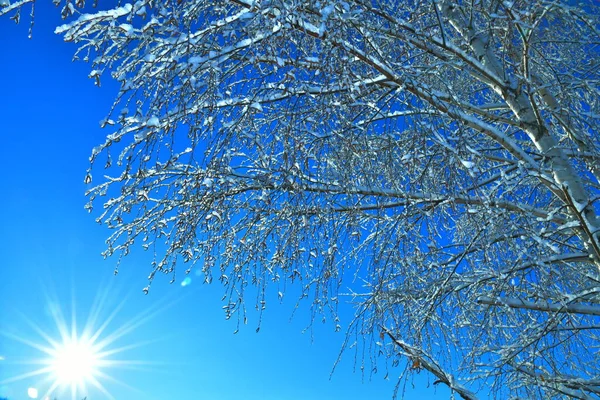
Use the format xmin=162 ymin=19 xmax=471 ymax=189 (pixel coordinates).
xmin=5 ymin=0 xmax=600 ymax=398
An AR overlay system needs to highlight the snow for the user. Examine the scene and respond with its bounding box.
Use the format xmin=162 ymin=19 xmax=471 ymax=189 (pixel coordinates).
xmin=239 ymin=11 xmax=255 ymax=20
xmin=55 ymin=4 xmax=133 ymax=34
xmin=321 ymin=5 xmax=335 ymax=19
xmin=119 ymin=23 xmax=134 ymax=36
xmin=205 ymin=211 xmax=221 ymax=221
xmin=146 ymin=116 xmax=160 ymax=127
xmin=135 ymin=5 xmax=146 ymax=17
xmin=572 ymin=199 xmax=588 ymax=213
xmin=134 ymin=132 xmax=148 ymax=141
xmin=189 ymin=56 xmax=202 ymax=66
xmin=460 ymin=159 xmax=475 ymax=169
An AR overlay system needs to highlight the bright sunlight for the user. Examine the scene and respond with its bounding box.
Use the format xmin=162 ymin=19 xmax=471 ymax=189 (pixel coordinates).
xmin=0 ymin=283 xmax=172 ymax=400
xmin=51 ymin=335 xmax=100 ymax=388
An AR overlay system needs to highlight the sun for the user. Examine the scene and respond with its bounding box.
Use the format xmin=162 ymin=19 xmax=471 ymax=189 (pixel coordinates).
xmin=0 ymin=284 xmax=172 ymax=400
xmin=50 ymin=335 xmax=100 ymax=390
xmin=35 ymin=330 xmax=107 ymax=400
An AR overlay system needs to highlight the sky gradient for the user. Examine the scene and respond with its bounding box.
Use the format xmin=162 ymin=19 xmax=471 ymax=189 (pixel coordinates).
xmin=0 ymin=3 xmax=451 ymax=400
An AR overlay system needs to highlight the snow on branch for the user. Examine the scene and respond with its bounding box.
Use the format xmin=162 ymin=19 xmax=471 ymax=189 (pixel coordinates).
xmin=477 ymin=296 xmax=600 ymax=317
xmin=383 ymin=327 xmax=478 ymax=400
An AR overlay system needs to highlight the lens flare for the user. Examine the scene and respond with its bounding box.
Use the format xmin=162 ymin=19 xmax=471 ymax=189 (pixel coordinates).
xmin=27 ymin=387 xmax=38 ymax=398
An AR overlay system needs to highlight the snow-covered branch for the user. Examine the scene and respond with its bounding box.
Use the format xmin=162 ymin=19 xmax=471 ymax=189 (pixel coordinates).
xmin=477 ymin=296 xmax=600 ymax=317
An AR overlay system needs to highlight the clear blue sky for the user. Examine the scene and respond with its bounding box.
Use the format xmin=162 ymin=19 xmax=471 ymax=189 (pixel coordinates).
xmin=0 ymin=3 xmax=451 ymax=400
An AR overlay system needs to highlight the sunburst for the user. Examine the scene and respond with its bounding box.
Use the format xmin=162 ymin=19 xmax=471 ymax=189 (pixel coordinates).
xmin=0 ymin=282 xmax=171 ymax=400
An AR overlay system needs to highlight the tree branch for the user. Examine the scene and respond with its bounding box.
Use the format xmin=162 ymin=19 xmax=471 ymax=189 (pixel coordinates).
xmin=382 ymin=327 xmax=478 ymax=400
xmin=477 ymin=295 xmax=600 ymax=316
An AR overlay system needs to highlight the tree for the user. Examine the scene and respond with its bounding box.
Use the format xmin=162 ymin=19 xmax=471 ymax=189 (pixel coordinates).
xmin=4 ymin=0 xmax=600 ymax=398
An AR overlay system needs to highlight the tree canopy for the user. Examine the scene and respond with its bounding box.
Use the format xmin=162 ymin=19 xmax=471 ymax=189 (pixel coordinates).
xmin=4 ymin=0 xmax=600 ymax=398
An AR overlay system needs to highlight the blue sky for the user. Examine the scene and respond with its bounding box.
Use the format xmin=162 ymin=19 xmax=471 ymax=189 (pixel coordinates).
xmin=0 ymin=3 xmax=450 ymax=400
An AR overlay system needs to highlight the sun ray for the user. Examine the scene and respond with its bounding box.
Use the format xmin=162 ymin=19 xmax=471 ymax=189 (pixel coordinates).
xmin=0 ymin=366 xmax=54 ymax=384
xmin=92 ymin=367 xmax=151 ymax=397
xmin=39 ymin=283 xmax=72 ymax=346
xmin=95 ymin=337 xmax=164 ymax=359
xmin=86 ymin=373 xmax=116 ymax=400
xmin=43 ymin=377 xmax=63 ymax=399
xmin=92 ymin=296 xmax=179 ymax=352
xmin=87 ymin=295 xmax=129 ymax=346
xmin=1 ymin=329 xmax=56 ymax=356
xmin=83 ymin=283 xmax=119 ymax=341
